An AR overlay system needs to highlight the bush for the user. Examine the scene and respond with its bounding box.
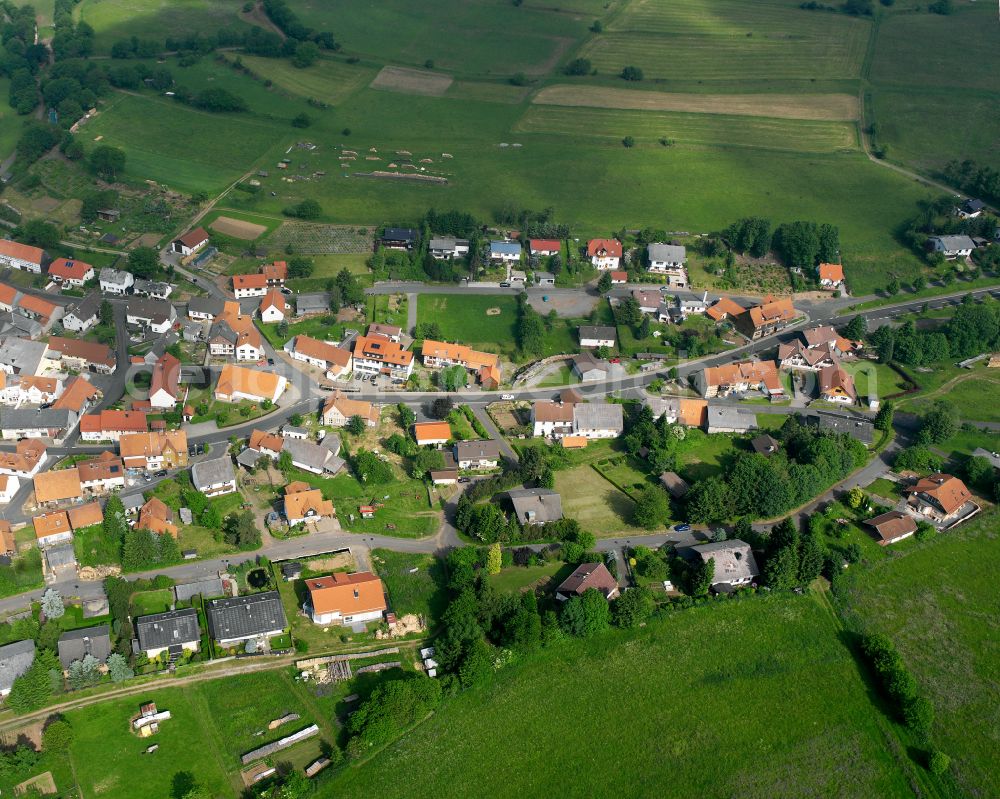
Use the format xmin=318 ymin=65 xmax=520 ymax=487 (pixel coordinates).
xmin=928 ymin=749 xmax=950 ymax=776
xmin=563 ymin=58 xmax=591 ymax=76
xmin=620 ymin=65 xmax=643 ymax=81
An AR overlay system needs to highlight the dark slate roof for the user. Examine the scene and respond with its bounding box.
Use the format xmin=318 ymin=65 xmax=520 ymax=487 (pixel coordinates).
xmin=188 ymin=296 xmax=224 ymax=317
xmin=57 ymin=625 xmax=111 ymax=669
xmin=454 ymin=439 xmax=502 ymax=461
xmin=382 ymin=228 xmax=418 ymax=242
xmin=190 ymin=455 xmax=235 ymax=491
xmin=174 ymin=577 xmax=225 ymax=603
xmin=813 ymin=410 xmax=874 ymax=444
xmin=0 ymin=407 xmax=73 ymax=431
xmin=135 ymin=608 xmax=201 ymax=651
xmin=67 ymin=292 xmax=101 ymax=322
xmin=0 ymin=640 xmax=34 ymax=693
xmin=206 ymin=591 xmax=287 ymax=641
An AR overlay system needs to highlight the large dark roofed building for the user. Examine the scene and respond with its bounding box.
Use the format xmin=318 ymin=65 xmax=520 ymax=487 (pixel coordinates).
xmin=206 ymin=592 xmax=287 ymax=646
xmin=57 ymin=625 xmax=112 ymax=669
xmin=134 ymin=608 xmax=201 ymax=657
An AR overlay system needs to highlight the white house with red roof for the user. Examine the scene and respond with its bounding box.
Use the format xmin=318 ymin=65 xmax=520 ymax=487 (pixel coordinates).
xmin=232 ymin=273 xmax=268 ymax=298
xmin=259 ymin=289 xmax=288 ymax=323
xmin=529 ymin=239 xmax=561 ymax=257
xmin=587 ymin=239 xmax=622 ymax=270
xmin=171 ymin=227 xmax=209 ymax=257
xmin=818 ymin=263 xmax=845 ymax=289
xmin=0 ymin=240 xmax=44 ymax=273
xmin=47 ymin=258 xmax=95 ymax=287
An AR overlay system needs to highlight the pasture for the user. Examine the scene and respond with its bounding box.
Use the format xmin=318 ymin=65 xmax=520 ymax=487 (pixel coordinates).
xmin=240 ymin=55 xmax=377 ymax=105
xmin=836 ymin=511 xmax=1000 ymax=799
xmin=370 ymin=66 xmax=454 ymax=97
xmin=329 ymin=594 xmax=919 ymax=798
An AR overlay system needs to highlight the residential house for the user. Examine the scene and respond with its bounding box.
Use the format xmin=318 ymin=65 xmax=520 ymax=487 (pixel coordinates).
xmin=0 ymin=374 xmax=63 ymax=407
xmin=119 ymin=431 xmax=189 ymax=471
xmin=689 ymin=540 xmax=759 ymax=592
xmin=454 ymin=439 xmax=502 ymax=469
xmin=0 ymin=240 xmax=44 ymax=273
xmin=659 ymin=471 xmax=690 ymax=498
xmin=368 ymin=323 xmax=402 ymax=342
xmin=572 ymin=352 xmax=609 ymax=382
xmin=380 ymin=228 xmax=418 ymax=250
xmin=77 ymin=451 xmax=126 ymax=493
xmin=802 ymin=326 xmax=861 ymax=357
xmin=0 ymin=439 xmax=47 ymax=478
xmin=529 ymin=239 xmax=561 ymax=257
xmin=15 ymin=294 xmax=62 ymax=329
xmin=587 ymin=239 xmax=622 ymax=270
xmin=205 ymin=592 xmax=287 ymax=647
xmin=305 ymin=572 xmax=386 ymax=626
xmin=232 ymin=273 xmax=268 ymax=298
xmin=578 ymin=326 xmax=616 ymax=348
xmin=295 ymin=293 xmax=329 ymax=317
xmin=706 ymin=405 xmax=758 ymax=434
xmin=284 ymin=335 xmax=352 ymax=379
xmin=507 ymin=488 xmax=563 ymax=525
xmin=955 ymin=198 xmax=986 ymax=219
xmin=0 ymin=520 xmax=14 ymax=553
xmin=45 ymin=337 xmax=116 ymax=374
xmin=0 ymin=312 xmax=42 ymax=340
xmin=187 ymin=296 xmax=225 ymax=320
xmin=643 ymin=396 xmax=708 ymax=428
xmin=421 ymin=340 xmax=501 ymax=386
xmin=259 ymin=289 xmax=288 ymax=323
xmin=864 ymin=510 xmax=917 ymax=546
xmin=135 ymin=608 xmax=201 ymax=659
xmin=536 ymin=271 xmax=555 ymax=287
xmin=429 ymin=238 xmax=470 ymax=259
xmin=133 ymin=278 xmax=173 ymax=300
xmin=137 ymin=496 xmax=178 ymax=537
xmin=214 ymin=364 xmax=286 ymax=404
xmin=281 ymin=425 xmax=308 ymax=440
xmin=905 ymin=474 xmax=978 ymax=525
xmin=190 ymin=454 xmax=237 ymax=497
xmin=171 ymin=227 xmax=209 ymax=257
xmin=734 ymin=296 xmax=798 ymax=340
xmin=777 ymin=340 xmax=838 ymax=371
xmin=0 ymin=338 xmax=49 ymax=375
xmin=261 ymin=261 xmax=288 ymax=286
xmin=149 ymin=353 xmax=181 ymax=409
xmin=414 ymin=421 xmax=451 ymax=446
xmin=99 ymin=267 xmax=133 ymax=295
xmin=489 ymin=241 xmax=521 ymax=263
xmin=705 ymin=297 xmax=746 ymax=323
xmin=352 ymin=334 xmax=413 ymax=381
xmin=33 ymin=511 xmax=73 ymax=547
xmin=750 ymin=434 xmax=781 ymax=456
xmin=555 ymin=562 xmax=619 ymax=601
xmin=0 ymin=283 xmax=15 ymax=312
xmin=249 ymin=429 xmax=285 ymax=459
xmin=33 ymin=467 xmax=83 ymax=505
xmin=52 ymin=376 xmax=99 ymax=417
xmin=322 ymin=391 xmax=379 ymax=428
xmin=431 ymin=469 xmax=458 ymax=485
xmin=610 ymin=270 xmax=628 ymax=285
xmin=0 ymin=408 xmax=74 ymax=440
xmin=572 ymin=402 xmax=624 ymax=439
xmin=0 ymin=641 xmax=35 ymax=696
xmin=927 ymin=235 xmax=975 ymax=259
xmin=283 ymin=437 xmax=344 ymax=475
xmin=62 ymin=293 xmax=101 ymax=333
xmin=673 ymin=291 xmax=709 ymax=320
xmin=819 ymin=362 xmax=857 ymax=404
xmin=67 ymin=502 xmax=104 ymax=531
xmin=48 ymin=257 xmax=94 ymax=287
xmin=80 ymin=410 xmax=148 ymax=442
xmin=283 ymin=483 xmax=334 ymax=526
xmin=647 ymin=243 xmax=687 ymax=286
xmin=0 ymin=474 xmax=20 ymax=504
xmin=532 ymin=401 xmax=575 ymax=438
xmin=695 ymin=360 xmax=784 ymax=399
xmin=818 ymin=263 xmax=845 ymax=290
xmin=57 ymin=625 xmax=111 ymax=670
xmin=208 ymin=304 xmax=264 ymax=362
xmin=126 ymin=297 xmax=176 ymax=334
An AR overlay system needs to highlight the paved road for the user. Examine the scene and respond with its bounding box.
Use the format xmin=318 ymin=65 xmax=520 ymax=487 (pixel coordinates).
xmin=471 ymin=405 xmax=519 ymax=463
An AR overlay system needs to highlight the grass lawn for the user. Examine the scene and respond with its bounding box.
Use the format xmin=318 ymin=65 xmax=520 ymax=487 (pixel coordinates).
xmin=73 ymin=523 xmax=121 ymax=567
xmin=0 ymin=549 xmax=43 ymax=600
xmin=535 ymin=364 xmax=577 ymax=388
xmin=370 ymin=293 xmax=408 ymax=331
xmin=149 ymin=481 xmax=247 ymax=559
xmin=933 ymin=428 xmax=1000 ymax=462
xmin=835 ymin=511 xmax=1000 ymax=799
xmin=240 ymin=55 xmax=376 ymax=105
xmin=416 ymin=294 xmax=517 ymax=354
xmin=754 ymin=413 xmax=788 ymax=431
xmin=285 ymin=468 xmax=440 ymax=538
xmin=371 ymin=549 xmax=447 ymax=626
xmin=188 ymin=395 xmax=279 ymax=428
xmin=554 ymin=463 xmax=648 ymax=537
xmin=842 ymin=360 xmax=908 ymax=402
xmin=130 ymin=588 xmax=174 ymax=616
xmin=864 ymin=478 xmax=902 ymax=502
xmin=329 ymin=594 xmax=920 ymax=798
xmin=675 ymin=429 xmax=736 ymax=482
xmin=260 ymin=314 xmax=354 ymax=349
xmin=487 ymin=561 xmax=564 ymax=593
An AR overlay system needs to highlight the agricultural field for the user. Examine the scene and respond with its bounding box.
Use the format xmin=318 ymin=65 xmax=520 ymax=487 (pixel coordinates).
xmin=240 ymin=55 xmax=377 ymax=105
xmin=836 ymin=511 xmax=1000 ymax=799
xmin=329 ymin=594 xmax=922 ymax=798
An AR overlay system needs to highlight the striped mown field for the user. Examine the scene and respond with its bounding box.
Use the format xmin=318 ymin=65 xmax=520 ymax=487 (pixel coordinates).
xmin=515 ymin=106 xmax=859 ymax=153
xmin=240 ymin=56 xmax=377 ymax=105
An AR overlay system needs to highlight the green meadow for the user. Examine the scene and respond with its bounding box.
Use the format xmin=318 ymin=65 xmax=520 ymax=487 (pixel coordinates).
xmin=329 ymin=595 xmax=921 ymax=798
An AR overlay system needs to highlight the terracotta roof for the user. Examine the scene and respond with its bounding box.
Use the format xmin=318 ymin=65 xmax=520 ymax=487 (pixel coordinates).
xmin=414 ymin=421 xmax=451 ymax=443
xmin=261 ymin=261 xmax=287 ymax=281
xmin=215 ymin=364 xmax=284 ymax=401
xmin=138 ymin=497 xmax=178 ymax=537
xmin=77 ymin=451 xmax=125 ymax=483
xmin=150 ymin=353 xmax=181 ymax=400
xmin=283 ymin=488 xmax=334 ymax=521
xmin=706 ymin=297 xmax=746 ymax=321
xmin=909 ymin=474 xmax=972 ymax=516
xmin=368 ymin=323 xmax=402 ymax=338
xmin=610 ymin=270 xmax=628 ymax=282
xmin=746 ymin=297 xmax=796 ymax=330
xmin=52 ymin=376 xmax=99 ymax=412
xmin=421 ymin=339 xmax=499 ymax=371
xmin=778 ymin=340 xmax=832 ymax=367
xmin=561 ymin=436 xmax=588 ymax=448
xmin=306 ymin=572 xmax=386 ymax=616
xmin=176 ymin=227 xmax=208 ymax=248
xmin=353 ymin=334 xmax=413 ymax=368
xmin=285 ymin=481 xmax=311 ymax=494
xmin=323 ymin=391 xmax=378 ymax=424
xmin=0 ymin=440 xmax=46 ymax=474
xmin=818 ymin=263 xmax=844 ymax=283
xmin=587 ymin=239 xmax=622 ymax=258
xmin=556 ymin=562 xmax=618 ymax=598
xmin=0 ymin=283 xmax=17 ymax=306
xmin=292 ymin=335 xmax=351 ymax=368
xmin=0 ymin=520 xmax=13 ymax=553
xmin=33 ymin=468 xmax=82 ymax=504
xmin=677 ymin=398 xmax=708 ymax=428
xmin=80 ymin=410 xmax=148 ymax=435
xmin=48 ymin=258 xmax=93 ymax=280
xmin=46 ymin=337 xmax=115 ymax=369
xmin=34 ymin=511 xmax=70 ymax=539
xmin=18 ymin=375 xmax=59 ymax=395
xmin=533 ymin=401 xmax=574 ymax=423
xmin=702 ymin=360 xmax=782 ymax=393
xmin=68 ymin=501 xmax=103 ymax=530
xmin=249 ymin=429 xmax=285 ymax=454
xmin=529 ymin=239 xmax=561 ymax=251
xmin=16 ymin=294 xmax=58 ymax=319
xmin=819 ymin=362 xmax=856 ymax=401
xmin=119 ymin=431 xmax=188 ymax=460
xmin=260 ymin=288 xmax=287 ymax=313
xmin=233 ymin=273 xmax=268 ymax=290
xmin=864 ymin=510 xmax=917 ymax=544
xmin=0 ymin=239 xmax=44 ymax=265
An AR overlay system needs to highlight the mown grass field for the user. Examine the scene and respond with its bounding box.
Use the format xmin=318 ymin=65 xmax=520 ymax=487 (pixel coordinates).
xmin=329 ymin=594 xmax=920 ymax=798
xmin=836 ymin=511 xmax=1000 ymax=799
xmin=240 ymin=55 xmax=377 ymax=105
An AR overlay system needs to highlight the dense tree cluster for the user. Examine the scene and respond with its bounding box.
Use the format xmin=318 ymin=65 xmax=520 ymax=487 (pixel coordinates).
xmin=723 ymin=216 xmax=839 ymax=270
xmin=346 ymin=673 xmax=442 ymax=755
xmin=352 ymin=450 xmax=395 ymax=484
xmin=686 ymin=415 xmax=867 ymax=523
xmin=515 ymin=293 xmax=546 ymax=358
xmin=761 ymin=517 xmax=824 ymax=590
xmin=944 ymin=159 xmax=1000 ymax=205
xmin=860 ymin=632 xmax=935 ymax=739
xmin=221 ymin=510 xmax=262 ymax=550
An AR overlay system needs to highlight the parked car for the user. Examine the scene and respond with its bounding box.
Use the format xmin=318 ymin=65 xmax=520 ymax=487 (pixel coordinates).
xmin=499 ymin=282 xmax=511 ymax=288
xmin=155 ymin=470 xmax=167 ymax=478
xmin=673 ymin=523 xmax=691 ymax=532
xmin=267 ymin=358 xmax=274 ymax=365
xmin=501 ymin=393 xmax=515 ymax=401
xmin=143 ymin=474 xmax=152 ymax=482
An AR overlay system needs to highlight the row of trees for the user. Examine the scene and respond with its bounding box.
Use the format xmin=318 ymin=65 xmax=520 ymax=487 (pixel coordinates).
xmin=724 ymin=216 xmax=840 ymax=270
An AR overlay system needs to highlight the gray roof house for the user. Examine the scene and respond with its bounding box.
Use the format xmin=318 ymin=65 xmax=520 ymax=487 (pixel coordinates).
xmin=0 ymin=337 xmax=47 ymax=375
xmin=454 ymin=439 xmax=502 ymax=465
xmin=813 ymin=410 xmax=874 ymax=444
xmin=57 ymin=625 xmax=112 ymax=669
xmin=283 ymin=437 xmax=344 ymax=475
xmin=0 ymin=640 xmax=35 ymax=696
xmin=0 ymin=311 xmax=43 ymax=339
xmin=121 ymin=493 xmax=145 ymax=515
xmin=295 ymin=293 xmax=329 ymax=316
xmin=659 ymin=471 xmax=690 ymax=498
xmin=206 ymin=592 xmax=287 ymax=646
xmin=927 ymin=234 xmax=976 ymax=257
xmin=706 ymin=406 xmax=757 ymax=434
xmin=690 ymin=540 xmax=759 ymax=592
xmin=174 ymin=577 xmax=225 ymax=603
xmin=508 ymin=488 xmax=563 ymax=525
xmin=0 ymin=407 xmax=75 ymax=438
xmin=578 ymin=326 xmax=617 ymax=346
xmin=572 ymin=352 xmax=610 ymax=381
xmin=62 ymin=293 xmax=102 ymax=332
xmin=135 ymin=608 xmax=201 ymax=655
xmin=187 ymin=296 xmax=225 ymax=319
xmin=133 ymin=278 xmax=173 ymax=299
xmin=573 ymin=402 xmax=624 ymax=437
xmin=647 ymin=243 xmax=687 ymax=265
xmin=190 ymin=454 xmax=237 ymax=496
